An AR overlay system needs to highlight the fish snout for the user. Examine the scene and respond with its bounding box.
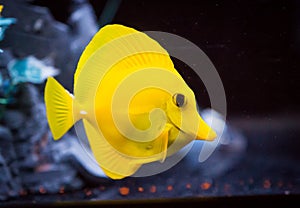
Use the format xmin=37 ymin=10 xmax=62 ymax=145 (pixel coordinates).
xmin=194 ymin=117 xmax=217 ymax=141
xmin=181 ymin=114 xmax=217 ymax=141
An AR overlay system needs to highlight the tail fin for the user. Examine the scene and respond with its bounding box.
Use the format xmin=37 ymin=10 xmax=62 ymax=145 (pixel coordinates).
xmin=44 ymin=77 xmax=77 ymax=140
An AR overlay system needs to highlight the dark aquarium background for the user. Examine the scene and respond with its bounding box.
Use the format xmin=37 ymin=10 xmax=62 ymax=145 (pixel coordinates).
xmin=0 ymin=0 xmax=299 ymax=207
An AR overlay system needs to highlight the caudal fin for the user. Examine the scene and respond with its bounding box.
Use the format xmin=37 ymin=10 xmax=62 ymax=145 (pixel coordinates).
xmin=44 ymin=77 xmax=76 ymax=140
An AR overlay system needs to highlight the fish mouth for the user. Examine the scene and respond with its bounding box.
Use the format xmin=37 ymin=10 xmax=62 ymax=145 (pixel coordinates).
xmin=168 ymin=120 xmax=186 ymax=135
xmin=168 ymin=116 xmax=217 ymax=141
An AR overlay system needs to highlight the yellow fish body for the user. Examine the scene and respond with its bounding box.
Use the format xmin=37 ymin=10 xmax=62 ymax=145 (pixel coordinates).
xmin=44 ymin=24 xmax=217 ymax=179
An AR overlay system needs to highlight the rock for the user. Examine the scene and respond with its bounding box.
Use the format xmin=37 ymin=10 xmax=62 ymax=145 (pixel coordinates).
xmin=50 ymin=130 xmax=107 ymax=180
xmin=0 ymin=153 xmax=20 ymax=201
xmin=13 ymin=84 xmax=48 ymax=144
xmin=0 ymin=49 xmax=14 ymax=68
xmin=0 ymin=0 xmax=98 ymax=91
xmin=21 ymin=163 xmax=83 ymax=194
xmin=0 ymin=125 xmax=16 ymax=165
xmin=2 ymin=110 xmax=26 ymax=130
xmin=0 ymin=125 xmax=13 ymax=140
xmin=17 ymin=83 xmax=41 ymax=114
xmin=0 ymin=0 xmax=107 ymax=201
xmin=13 ymin=141 xmax=32 ymax=160
xmin=17 ymin=103 xmax=48 ymax=144
xmin=9 ymin=160 xmax=19 ymax=177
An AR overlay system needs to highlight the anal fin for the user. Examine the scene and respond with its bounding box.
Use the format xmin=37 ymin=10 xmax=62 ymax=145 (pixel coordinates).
xmin=82 ymin=119 xmax=141 ymax=179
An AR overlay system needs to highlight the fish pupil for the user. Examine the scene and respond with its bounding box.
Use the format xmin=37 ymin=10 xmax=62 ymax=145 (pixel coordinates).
xmin=174 ymin=93 xmax=185 ymax=107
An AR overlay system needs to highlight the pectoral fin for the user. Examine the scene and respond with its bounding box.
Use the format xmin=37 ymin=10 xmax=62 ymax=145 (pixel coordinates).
xmin=159 ymin=124 xmax=172 ymax=163
xmin=124 ymin=124 xmax=171 ymax=165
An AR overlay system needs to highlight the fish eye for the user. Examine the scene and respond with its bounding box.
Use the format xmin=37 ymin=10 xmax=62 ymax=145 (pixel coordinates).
xmin=172 ymin=93 xmax=186 ymax=107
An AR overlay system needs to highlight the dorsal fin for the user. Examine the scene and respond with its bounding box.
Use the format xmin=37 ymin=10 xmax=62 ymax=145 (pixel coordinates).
xmin=73 ymin=24 xmax=177 ymax=104
xmin=74 ymin=24 xmax=138 ymax=89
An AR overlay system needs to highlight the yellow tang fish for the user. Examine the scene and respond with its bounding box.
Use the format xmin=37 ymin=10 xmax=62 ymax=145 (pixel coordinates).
xmin=44 ymin=24 xmax=217 ymax=179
